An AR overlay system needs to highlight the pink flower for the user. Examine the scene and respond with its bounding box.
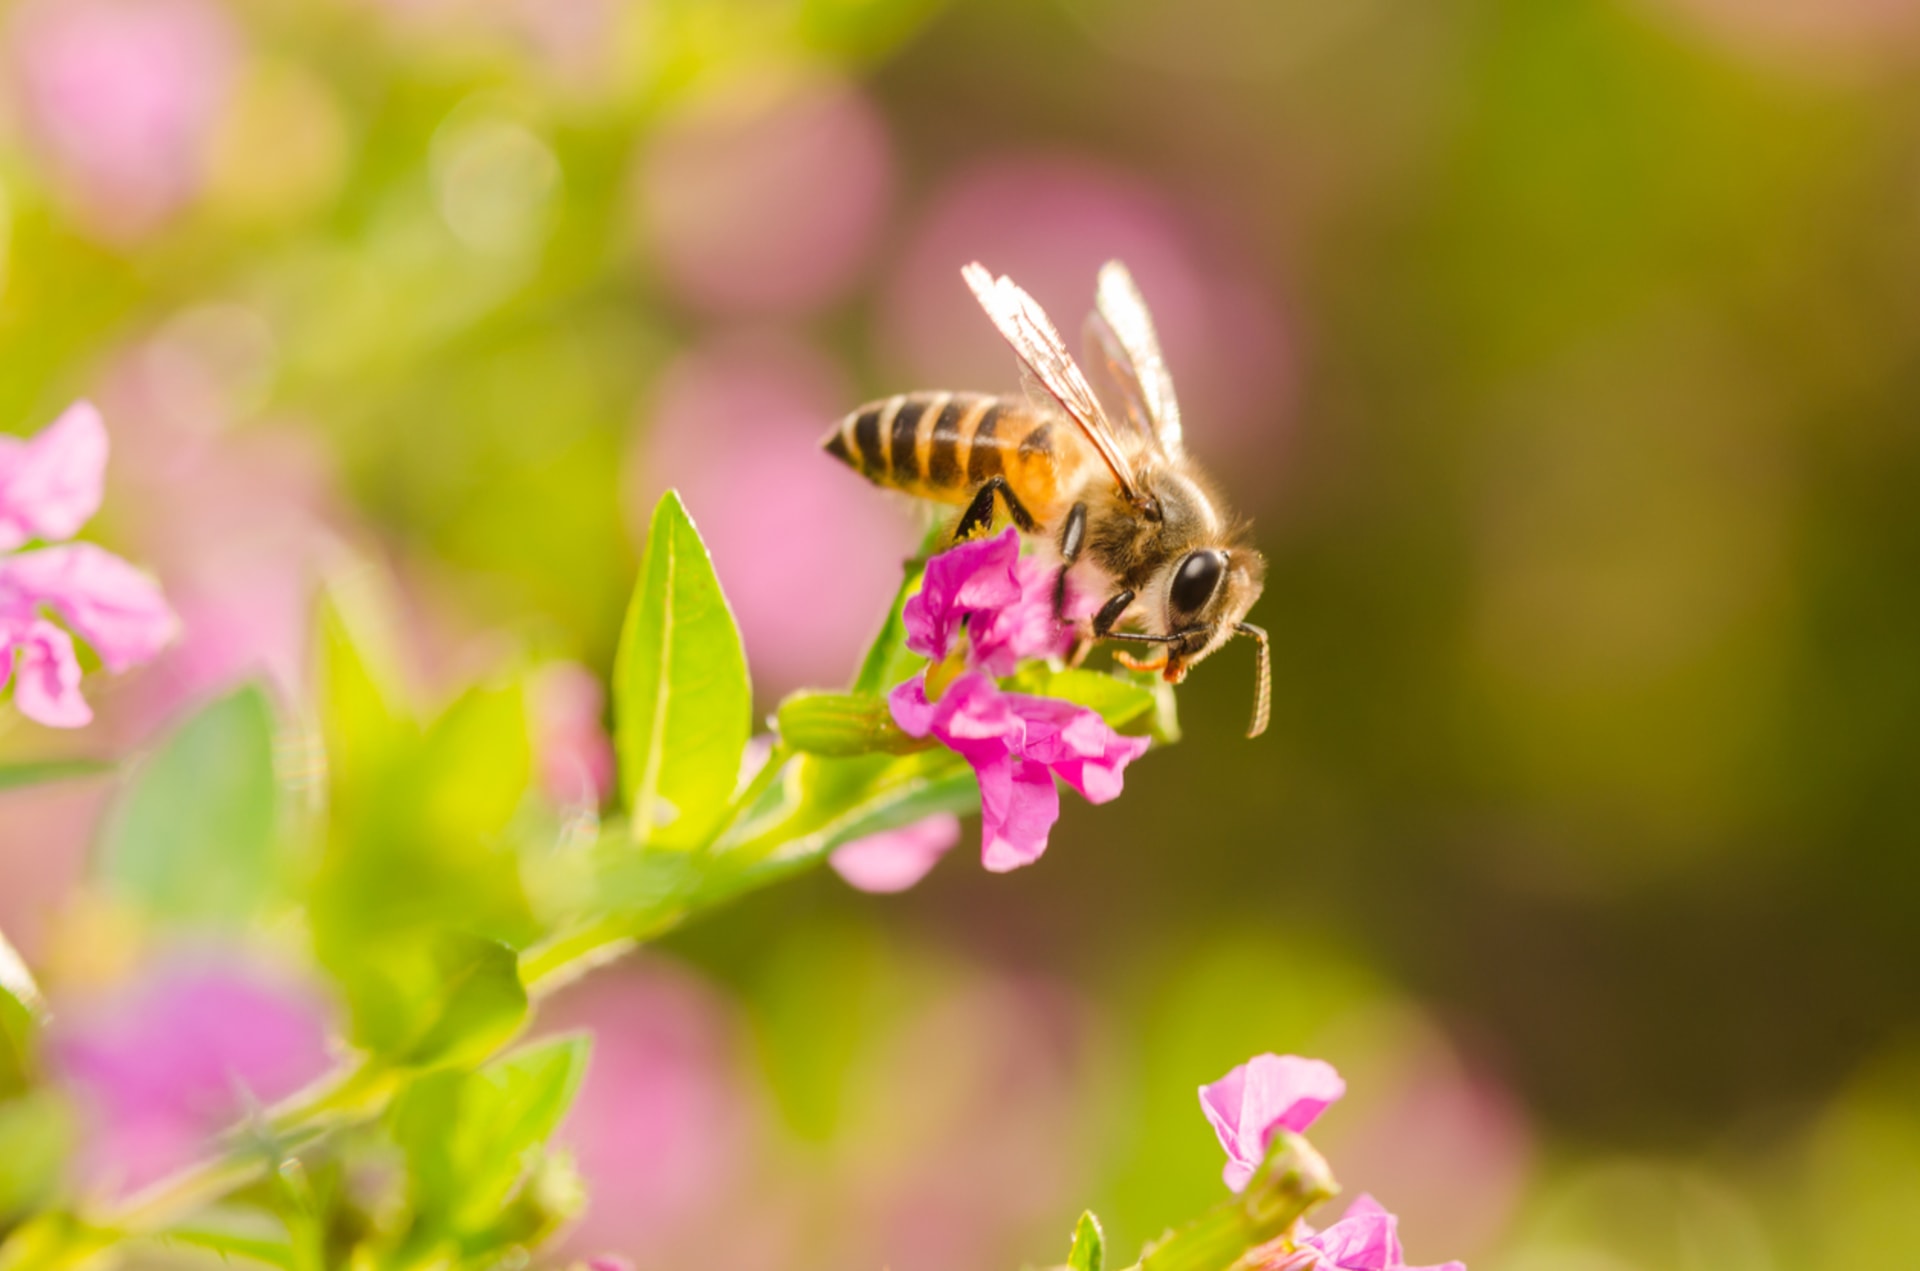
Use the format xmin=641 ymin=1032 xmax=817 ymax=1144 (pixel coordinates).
xmin=902 ymin=528 xmax=1074 ymax=675
xmin=48 ymin=959 xmax=336 ymax=1195
xmin=829 ymin=813 xmax=963 ymax=893
xmin=0 ymin=401 xmax=106 ymax=551
xmin=1200 ymin=1054 xmax=1347 ymax=1192
xmin=890 ymin=672 xmax=1149 ymax=872
xmin=1287 ymin=1196 xmax=1465 ymax=1271
xmin=0 ymin=402 xmax=176 ymax=728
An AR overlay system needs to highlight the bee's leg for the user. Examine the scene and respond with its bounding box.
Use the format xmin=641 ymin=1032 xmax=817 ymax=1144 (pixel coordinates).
xmin=1053 ymin=502 xmax=1088 ymax=623
xmin=1091 ymin=589 xmax=1136 ymax=638
xmin=954 ymin=477 xmax=1037 ymax=542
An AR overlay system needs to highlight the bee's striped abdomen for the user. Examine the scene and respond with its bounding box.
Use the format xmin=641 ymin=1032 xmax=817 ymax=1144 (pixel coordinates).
xmin=823 ymin=391 xmax=1092 ymax=525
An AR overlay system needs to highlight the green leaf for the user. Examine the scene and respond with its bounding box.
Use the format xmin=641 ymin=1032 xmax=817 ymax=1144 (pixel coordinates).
xmin=0 ymin=927 xmax=42 ymax=1097
xmin=98 ymin=684 xmax=281 ymax=926
xmin=1016 ymin=667 xmax=1158 ymax=732
xmin=0 ymin=760 xmax=111 ymax=792
xmin=391 ymin=1035 xmax=591 ymax=1236
xmin=0 ymin=1093 xmax=71 ymax=1222
xmin=850 ymin=554 xmax=927 ymax=698
xmin=776 ymin=691 xmax=927 ymax=757
xmin=1067 ymin=1210 xmax=1105 ymax=1271
xmin=160 ymin=1210 xmax=297 ymax=1270
xmin=395 ymin=935 xmax=529 ymax=1071
xmin=614 ymin=490 xmax=751 ymax=849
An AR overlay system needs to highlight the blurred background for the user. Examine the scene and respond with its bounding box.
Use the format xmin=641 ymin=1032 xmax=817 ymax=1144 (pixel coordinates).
xmin=3 ymin=0 xmax=1920 ymax=1267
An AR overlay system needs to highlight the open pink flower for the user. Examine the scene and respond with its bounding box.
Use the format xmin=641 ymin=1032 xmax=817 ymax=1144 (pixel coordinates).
xmin=0 ymin=402 xmax=176 ymax=727
xmin=1282 ymin=1196 xmax=1465 ymax=1271
xmin=890 ymin=672 xmax=1149 ymax=872
xmin=903 ymin=527 xmax=1073 ymax=674
xmin=1200 ymin=1054 xmax=1347 ymax=1192
xmin=829 ymin=812 xmax=963 ymax=893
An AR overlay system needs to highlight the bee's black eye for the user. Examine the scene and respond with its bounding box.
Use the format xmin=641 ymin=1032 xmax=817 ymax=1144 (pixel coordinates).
xmin=1170 ymin=550 xmax=1227 ymax=616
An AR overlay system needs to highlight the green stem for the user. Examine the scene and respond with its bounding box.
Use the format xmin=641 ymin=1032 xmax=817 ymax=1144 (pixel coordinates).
xmin=1131 ymin=1134 xmax=1338 ymax=1271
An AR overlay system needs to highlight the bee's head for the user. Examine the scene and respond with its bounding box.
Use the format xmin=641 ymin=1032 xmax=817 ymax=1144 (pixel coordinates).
xmin=1155 ymin=545 xmax=1270 ymax=736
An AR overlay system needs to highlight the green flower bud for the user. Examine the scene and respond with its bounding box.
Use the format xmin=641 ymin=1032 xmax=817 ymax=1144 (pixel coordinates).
xmin=775 ymin=691 xmax=928 ymax=757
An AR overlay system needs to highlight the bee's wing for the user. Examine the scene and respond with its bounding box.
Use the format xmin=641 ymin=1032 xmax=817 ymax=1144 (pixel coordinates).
xmin=961 ymin=262 xmax=1147 ymax=509
xmin=1089 ymin=260 xmax=1184 ymax=457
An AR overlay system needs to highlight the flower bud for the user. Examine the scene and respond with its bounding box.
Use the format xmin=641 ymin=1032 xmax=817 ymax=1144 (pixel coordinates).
xmin=776 ymin=691 xmax=928 ymax=757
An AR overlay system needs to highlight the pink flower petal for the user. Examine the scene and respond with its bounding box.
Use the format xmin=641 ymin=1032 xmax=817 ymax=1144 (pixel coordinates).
xmin=969 ymin=554 xmax=1075 ymax=675
xmin=829 ymin=813 xmax=963 ymax=893
xmin=1200 ymin=1054 xmax=1346 ymax=1193
xmin=889 ymin=672 xmax=1147 ymax=872
xmin=902 ymin=528 xmax=1022 ymax=662
xmin=0 ymin=401 xmax=107 ymax=551
xmin=0 ymin=542 xmax=176 ymax=671
xmin=978 ymin=756 xmax=1059 ymax=872
xmin=1302 ymin=1195 xmax=1404 ymax=1270
xmin=3 ymin=618 xmax=91 ymax=727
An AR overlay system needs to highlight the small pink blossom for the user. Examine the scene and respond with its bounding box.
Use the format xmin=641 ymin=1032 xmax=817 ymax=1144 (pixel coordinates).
xmin=829 ymin=813 xmax=963 ymax=893
xmin=1286 ymin=1196 xmax=1465 ymax=1271
xmin=0 ymin=401 xmax=107 ymax=551
xmin=902 ymin=528 xmax=1073 ymax=674
xmin=1200 ymin=1054 xmax=1347 ymax=1192
xmin=0 ymin=403 xmax=176 ymax=728
xmin=0 ymin=544 xmax=176 ymax=671
xmin=890 ymin=672 xmax=1149 ymax=872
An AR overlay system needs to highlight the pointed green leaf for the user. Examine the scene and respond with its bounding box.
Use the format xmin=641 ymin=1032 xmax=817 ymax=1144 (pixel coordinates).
xmin=98 ymin=684 xmax=281 ymax=926
xmin=1067 ymin=1210 xmax=1105 ymax=1271
xmin=395 ymin=936 xmax=529 ymax=1071
xmin=614 ymin=491 xmax=750 ymax=848
xmin=850 ymin=555 xmax=927 ymax=698
xmin=392 ymin=1035 xmax=592 ymax=1236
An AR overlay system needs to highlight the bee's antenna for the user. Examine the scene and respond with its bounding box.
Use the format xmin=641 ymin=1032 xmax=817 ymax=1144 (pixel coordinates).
xmin=1235 ymin=622 xmax=1270 ymax=739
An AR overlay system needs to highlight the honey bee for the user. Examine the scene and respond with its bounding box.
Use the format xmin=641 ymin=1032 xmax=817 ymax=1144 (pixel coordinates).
xmin=823 ymin=260 xmax=1270 ymax=738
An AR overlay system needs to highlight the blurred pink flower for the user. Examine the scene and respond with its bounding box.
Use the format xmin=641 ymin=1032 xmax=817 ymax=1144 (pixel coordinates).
xmin=890 ymin=671 xmax=1149 ymax=873
xmin=1200 ymin=1053 xmax=1346 ymax=1192
xmin=632 ymin=332 xmax=914 ymax=695
xmin=540 ymin=959 xmax=752 ymax=1257
xmin=829 ymin=813 xmax=962 ymax=893
xmin=903 ymin=528 xmax=1074 ymax=674
xmin=0 ymin=403 xmax=176 ymax=728
xmin=884 ymin=155 xmax=1291 ymax=471
xmin=636 ymin=77 xmax=891 ymax=316
xmin=1266 ymin=1195 xmax=1464 ymax=1271
xmin=532 ymin=662 xmax=614 ymax=808
xmin=48 ymin=957 xmax=335 ymax=1195
xmin=5 ymin=0 xmax=238 ymax=240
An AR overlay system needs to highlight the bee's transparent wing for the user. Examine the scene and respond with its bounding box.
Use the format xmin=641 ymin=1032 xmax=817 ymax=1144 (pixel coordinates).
xmin=1089 ymin=260 xmax=1184 ymax=458
xmin=961 ymin=262 xmax=1147 ymax=509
